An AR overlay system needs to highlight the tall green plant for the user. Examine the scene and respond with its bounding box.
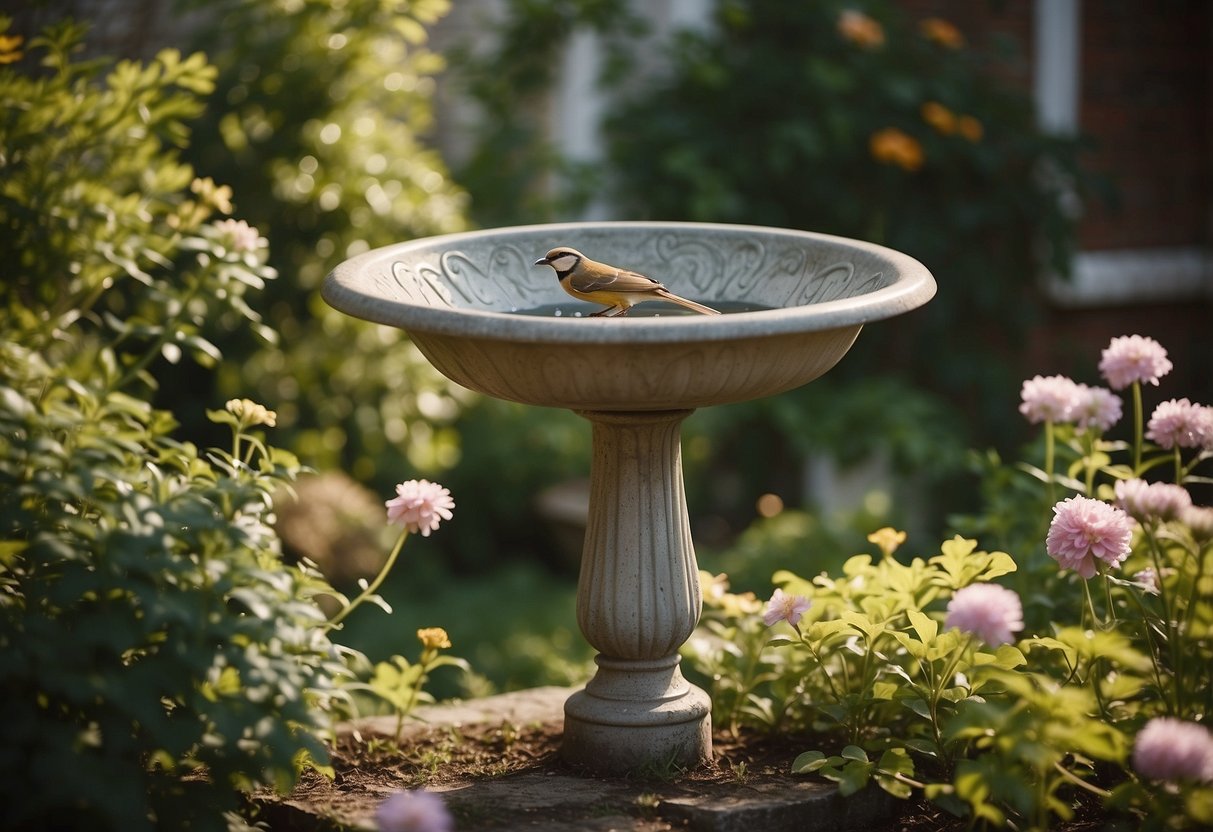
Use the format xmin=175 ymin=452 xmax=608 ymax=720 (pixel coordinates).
xmin=183 ymin=0 xmax=472 ymax=485
xmin=0 ymin=24 xmax=342 ymax=830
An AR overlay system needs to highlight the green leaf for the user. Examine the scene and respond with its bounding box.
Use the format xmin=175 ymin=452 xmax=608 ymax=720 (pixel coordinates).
xmin=976 ymin=551 xmax=1017 ymax=580
xmin=840 ymin=609 xmax=884 ymax=643
xmin=841 ymin=745 xmax=868 ymax=763
xmin=835 ymin=760 xmax=873 ymax=796
xmin=900 ymin=697 xmax=932 ymax=720
xmin=906 ymin=609 xmax=938 ymax=644
xmin=791 ymin=750 xmax=828 ymax=774
xmin=891 ymin=630 xmax=927 ymax=660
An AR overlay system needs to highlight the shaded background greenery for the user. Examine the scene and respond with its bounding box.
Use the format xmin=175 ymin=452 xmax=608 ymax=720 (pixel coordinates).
xmin=7 ymin=0 xmax=1093 ymax=698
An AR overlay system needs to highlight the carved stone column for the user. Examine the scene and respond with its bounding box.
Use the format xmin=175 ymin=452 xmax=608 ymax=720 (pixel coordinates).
xmin=561 ymin=409 xmax=712 ymax=772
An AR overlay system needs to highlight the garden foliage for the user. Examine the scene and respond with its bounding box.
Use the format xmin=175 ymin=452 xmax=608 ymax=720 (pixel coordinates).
xmin=0 ymin=23 xmax=464 ymax=830
xmin=688 ymin=338 xmax=1213 ymax=830
xmin=182 ymin=0 xmax=472 ymax=484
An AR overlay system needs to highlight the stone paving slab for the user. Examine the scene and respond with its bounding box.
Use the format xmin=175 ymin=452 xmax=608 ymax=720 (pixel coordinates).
xmin=260 ymin=687 xmax=900 ymax=831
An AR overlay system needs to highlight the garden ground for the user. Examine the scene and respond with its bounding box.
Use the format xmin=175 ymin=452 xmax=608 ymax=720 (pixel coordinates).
xmin=254 ymin=687 xmax=1106 ymax=832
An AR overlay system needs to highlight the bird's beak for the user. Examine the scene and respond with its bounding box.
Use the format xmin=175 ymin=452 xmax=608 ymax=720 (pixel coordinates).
xmin=534 ymin=257 xmax=549 ymax=266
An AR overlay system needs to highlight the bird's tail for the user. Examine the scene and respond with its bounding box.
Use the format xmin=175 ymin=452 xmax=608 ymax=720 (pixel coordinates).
xmin=658 ymin=289 xmax=721 ymax=316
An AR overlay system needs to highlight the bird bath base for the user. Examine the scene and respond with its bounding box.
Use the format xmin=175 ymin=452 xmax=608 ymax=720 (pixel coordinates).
xmin=562 ymin=408 xmax=711 ymax=772
xmin=562 ymin=655 xmax=712 ymax=772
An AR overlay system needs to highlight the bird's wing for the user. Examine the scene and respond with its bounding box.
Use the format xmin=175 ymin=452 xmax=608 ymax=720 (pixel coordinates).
xmin=572 ymin=268 xmax=662 ymax=295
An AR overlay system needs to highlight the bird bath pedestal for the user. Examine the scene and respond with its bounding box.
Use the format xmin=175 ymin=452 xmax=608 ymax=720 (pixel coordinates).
xmin=322 ymin=222 xmax=935 ymax=773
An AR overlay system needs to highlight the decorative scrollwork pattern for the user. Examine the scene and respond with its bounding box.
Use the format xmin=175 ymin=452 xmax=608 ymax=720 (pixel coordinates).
xmin=372 ymin=228 xmax=893 ymax=312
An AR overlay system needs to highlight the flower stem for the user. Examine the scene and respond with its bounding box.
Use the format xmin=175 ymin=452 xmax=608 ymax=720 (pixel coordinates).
xmin=1132 ymin=382 xmax=1144 ymax=473
xmin=325 ymin=528 xmax=409 ymax=631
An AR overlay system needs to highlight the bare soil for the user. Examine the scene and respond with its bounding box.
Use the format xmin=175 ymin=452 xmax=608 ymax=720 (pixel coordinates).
xmin=252 ymin=718 xmax=1079 ymax=831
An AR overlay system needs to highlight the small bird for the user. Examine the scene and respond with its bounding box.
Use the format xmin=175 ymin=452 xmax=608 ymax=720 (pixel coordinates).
xmin=534 ymin=247 xmax=721 ymax=317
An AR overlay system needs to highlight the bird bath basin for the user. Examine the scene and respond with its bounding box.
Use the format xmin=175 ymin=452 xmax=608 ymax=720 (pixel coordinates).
xmin=322 ymin=221 xmax=936 ymax=773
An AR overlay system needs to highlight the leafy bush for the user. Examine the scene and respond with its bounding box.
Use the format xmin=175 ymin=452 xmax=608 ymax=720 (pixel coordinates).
xmin=690 ymin=335 xmax=1213 ymax=830
xmin=180 ymin=0 xmax=473 ymax=486
xmin=0 ymin=24 xmax=346 ymax=830
xmin=604 ymin=0 xmax=1089 ymax=442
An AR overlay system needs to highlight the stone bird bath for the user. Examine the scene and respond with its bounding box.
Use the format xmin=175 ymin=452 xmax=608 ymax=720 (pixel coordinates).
xmin=322 ymin=221 xmax=936 ymax=773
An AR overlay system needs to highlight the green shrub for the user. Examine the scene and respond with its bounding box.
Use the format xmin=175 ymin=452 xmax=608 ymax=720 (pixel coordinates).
xmin=0 ymin=24 xmax=342 ymax=830
xmin=181 ymin=0 xmax=473 ymax=486
xmin=604 ymin=0 xmax=1089 ymax=444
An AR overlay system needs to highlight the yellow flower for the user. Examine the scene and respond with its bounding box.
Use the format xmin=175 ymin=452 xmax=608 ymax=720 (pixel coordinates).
xmin=417 ymin=627 xmax=452 ymax=651
xmin=191 ymin=177 xmax=234 ymax=215
xmin=721 ymin=591 xmax=763 ymax=618
xmin=0 ymin=34 xmax=23 ymax=64
xmin=225 ymin=397 xmax=278 ymax=428
xmin=957 ymin=115 xmax=984 ymax=142
xmin=868 ymin=527 xmax=908 ymax=559
xmin=919 ymin=17 xmax=965 ymax=49
xmin=869 ymin=128 xmax=924 ymax=172
xmin=837 ymin=10 xmax=885 ymax=49
xmin=920 ymin=101 xmax=957 ymax=135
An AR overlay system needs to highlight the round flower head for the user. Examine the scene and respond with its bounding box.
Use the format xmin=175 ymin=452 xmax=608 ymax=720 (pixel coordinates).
xmin=385 ymin=480 xmax=454 ymax=536
xmin=1045 ymin=496 xmax=1135 ymax=579
xmin=762 ymin=588 xmax=811 ymax=628
xmin=1146 ymin=398 xmax=1213 ymax=450
xmin=376 ymin=790 xmax=454 ymax=832
xmin=214 ymin=217 xmax=263 ymax=254
xmin=1114 ymin=478 xmax=1192 ymax=524
xmin=945 ymin=583 xmax=1024 ymax=647
xmin=1132 ymin=718 xmax=1213 ymax=783
xmin=1018 ymin=375 xmax=1081 ymax=424
xmin=1182 ymin=505 xmax=1213 ymax=542
xmin=1072 ymin=384 xmax=1122 ymax=433
xmin=1098 ymin=335 xmax=1172 ymax=390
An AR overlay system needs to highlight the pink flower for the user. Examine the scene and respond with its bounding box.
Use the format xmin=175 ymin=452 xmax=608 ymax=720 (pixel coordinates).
xmin=1182 ymin=505 xmax=1213 ymax=542
xmin=1098 ymin=335 xmax=1173 ymax=390
xmin=1045 ymin=496 xmax=1135 ymax=579
xmin=1146 ymin=398 xmax=1213 ymax=450
xmin=1131 ymin=568 xmax=1161 ymax=595
xmin=1132 ymin=718 xmax=1213 ymax=783
xmin=214 ymin=218 xmax=262 ymax=253
xmin=1018 ymin=375 xmax=1081 ymax=424
xmin=1114 ymin=478 xmax=1192 ymax=524
xmin=1072 ymin=384 xmax=1122 ymax=432
xmin=945 ymin=583 xmax=1024 ymax=647
xmin=376 ymin=790 xmax=454 ymax=832
xmin=763 ymin=588 xmax=811 ymax=628
xmin=385 ymin=480 xmax=454 ymax=536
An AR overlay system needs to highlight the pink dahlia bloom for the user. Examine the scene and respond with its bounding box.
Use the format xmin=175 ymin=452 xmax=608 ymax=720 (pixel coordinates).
xmin=1098 ymin=335 xmax=1173 ymax=390
xmin=1072 ymin=384 xmax=1122 ymax=432
xmin=385 ymin=479 xmax=455 ymax=536
xmin=1018 ymin=375 xmax=1081 ymax=424
xmin=763 ymin=588 xmax=811 ymax=628
xmin=1132 ymin=718 xmax=1213 ymax=783
xmin=1045 ymin=496 xmax=1135 ymax=579
xmin=1146 ymin=398 xmax=1213 ymax=450
xmin=376 ymin=790 xmax=454 ymax=832
xmin=1114 ymin=478 xmax=1192 ymax=524
xmin=945 ymin=583 xmax=1024 ymax=647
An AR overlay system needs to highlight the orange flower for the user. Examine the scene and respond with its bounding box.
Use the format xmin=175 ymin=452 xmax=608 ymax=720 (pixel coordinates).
xmin=919 ymin=17 xmax=965 ymax=49
xmin=957 ymin=115 xmax=984 ymax=142
xmin=920 ymin=101 xmax=957 ymax=135
xmin=869 ymin=128 xmax=924 ymax=172
xmin=838 ymin=10 xmax=885 ymax=49
xmin=0 ymin=34 xmax=23 ymax=64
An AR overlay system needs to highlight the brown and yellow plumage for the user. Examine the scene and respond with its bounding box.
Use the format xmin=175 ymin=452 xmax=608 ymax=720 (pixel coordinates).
xmin=534 ymin=247 xmax=721 ymax=317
